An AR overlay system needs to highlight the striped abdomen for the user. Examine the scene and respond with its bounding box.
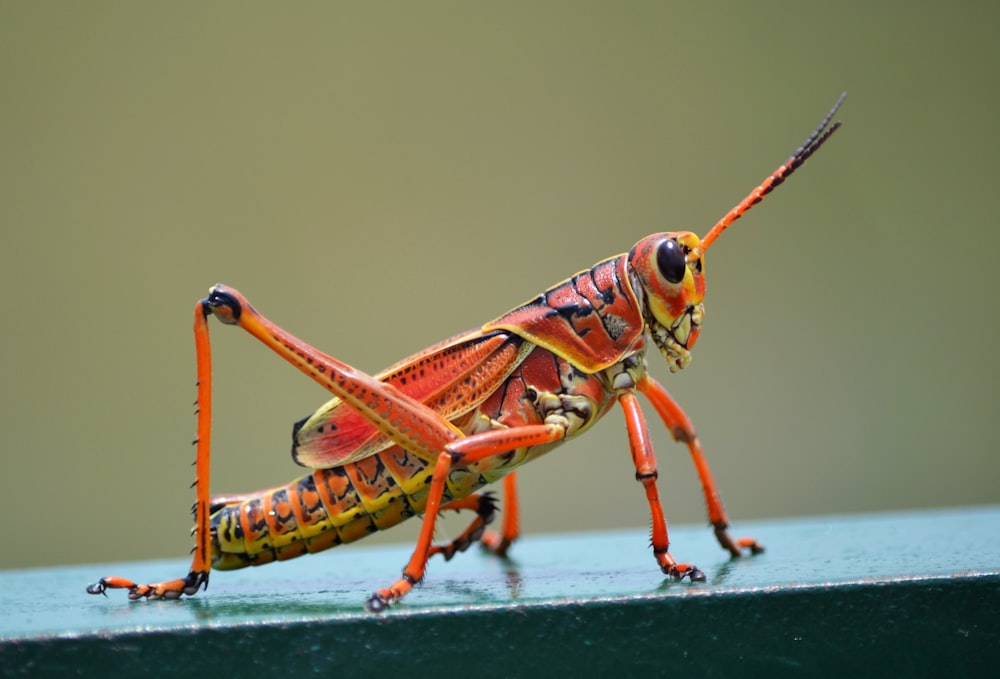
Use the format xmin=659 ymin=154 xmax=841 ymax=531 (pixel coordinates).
xmin=210 ymin=447 xmax=439 ymax=570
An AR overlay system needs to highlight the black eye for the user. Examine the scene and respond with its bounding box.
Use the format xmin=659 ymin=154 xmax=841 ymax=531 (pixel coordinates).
xmin=656 ymin=239 xmax=687 ymax=284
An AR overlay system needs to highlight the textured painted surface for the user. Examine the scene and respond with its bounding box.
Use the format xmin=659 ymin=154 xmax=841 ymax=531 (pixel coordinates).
xmin=2 ymin=507 xmax=997 ymax=675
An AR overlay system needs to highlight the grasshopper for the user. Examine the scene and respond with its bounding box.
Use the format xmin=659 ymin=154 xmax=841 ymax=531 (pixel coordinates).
xmin=89 ymin=94 xmax=844 ymax=611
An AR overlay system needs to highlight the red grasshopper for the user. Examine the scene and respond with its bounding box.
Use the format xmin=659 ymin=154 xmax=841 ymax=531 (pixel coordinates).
xmin=89 ymin=94 xmax=844 ymax=611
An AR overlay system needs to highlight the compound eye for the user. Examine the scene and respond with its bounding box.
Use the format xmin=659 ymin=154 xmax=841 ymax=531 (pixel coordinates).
xmin=655 ymin=238 xmax=687 ymax=284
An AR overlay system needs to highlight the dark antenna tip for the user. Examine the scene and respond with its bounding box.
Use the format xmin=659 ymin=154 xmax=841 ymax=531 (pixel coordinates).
xmin=699 ymin=92 xmax=846 ymax=252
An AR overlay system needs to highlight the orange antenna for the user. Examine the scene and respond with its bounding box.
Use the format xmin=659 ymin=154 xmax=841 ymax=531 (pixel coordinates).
xmin=699 ymin=92 xmax=846 ymax=253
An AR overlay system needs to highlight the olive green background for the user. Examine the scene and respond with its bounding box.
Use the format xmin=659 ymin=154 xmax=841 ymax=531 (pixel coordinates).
xmin=1 ymin=2 xmax=996 ymax=570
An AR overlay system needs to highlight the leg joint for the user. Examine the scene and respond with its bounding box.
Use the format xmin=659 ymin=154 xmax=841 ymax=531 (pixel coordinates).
xmin=671 ymin=425 xmax=695 ymax=443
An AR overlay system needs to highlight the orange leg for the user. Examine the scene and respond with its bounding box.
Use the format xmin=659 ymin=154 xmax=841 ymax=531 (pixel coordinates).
xmin=637 ymin=375 xmax=763 ymax=558
xmin=89 ymin=285 xmax=492 ymax=604
xmin=368 ymin=423 xmax=566 ymax=611
xmin=481 ymin=472 xmax=519 ymax=557
xmin=87 ymin=301 xmax=216 ymax=600
xmin=428 ymin=492 xmax=498 ymax=561
xmin=619 ymin=391 xmax=704 ymax=581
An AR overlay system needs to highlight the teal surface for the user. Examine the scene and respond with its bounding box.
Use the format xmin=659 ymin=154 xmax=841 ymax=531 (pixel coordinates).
xmin=2 ymin=507 xmax=998 ymax=676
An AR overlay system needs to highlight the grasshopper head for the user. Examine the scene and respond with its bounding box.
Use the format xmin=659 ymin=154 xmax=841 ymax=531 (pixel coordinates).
xmin=626 ymin=95 xmax=846 ymax=373
xmin=628 ymin=232 xmax=706 ymax=373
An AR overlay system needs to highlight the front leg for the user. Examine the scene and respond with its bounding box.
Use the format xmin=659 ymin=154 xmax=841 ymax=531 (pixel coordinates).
xmin=637 ymin=374 xmax=763 ymax=558
xmin=619 ymin=391 xmax=705 ymax=581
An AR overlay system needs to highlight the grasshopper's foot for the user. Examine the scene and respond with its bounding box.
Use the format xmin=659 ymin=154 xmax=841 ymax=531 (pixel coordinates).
xmin=87 ymin=570 xmax=208 ymax=600
xmin=662 ymin=563 xmax=707 ymax=582
xmin=366 ymin=592 xmax=391 ymax=613
xmin=654 ymin=546 xmax=705 ymax=582
xmin=480 ymin=531 xmax=514 ymax=558
xmin=367 ymin=573 xmax=418 ymax=613
xmin=737 ymin=537 xmax=765 ymax=556
xmin=714 ymin=522 xmax=765 ymax=558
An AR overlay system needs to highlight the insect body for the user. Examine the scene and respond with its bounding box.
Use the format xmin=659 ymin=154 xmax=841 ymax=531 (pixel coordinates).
xmin=89 ymin=94 xmax=845 ymax=611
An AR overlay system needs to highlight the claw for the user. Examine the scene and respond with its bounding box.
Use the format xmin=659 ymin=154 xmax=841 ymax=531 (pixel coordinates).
xmin=663 ymin=563 xmax=706 ymax=582
xmin=86 ymin=575 xmax=139 ymax=597
xmin=480 ymin=531 xmax=513 ymax=558
xmin=367 ymin=592 xmax=391 ymax=613
xmin=738 ymin=537 xmax=765 ymax=555
xmin=715 ymin=523 xmax=765 ymax=558
xmin=86 ymin=579 xmax=109 ymax=596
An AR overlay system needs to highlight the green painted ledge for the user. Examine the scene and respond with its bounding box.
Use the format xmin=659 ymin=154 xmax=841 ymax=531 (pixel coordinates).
xmin=2 ymin=506 xmax=998 ymax=677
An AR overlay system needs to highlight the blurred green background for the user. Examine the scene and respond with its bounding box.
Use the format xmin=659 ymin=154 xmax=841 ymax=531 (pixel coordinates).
xmin=1 ymin=2 xmax=996 ymax=571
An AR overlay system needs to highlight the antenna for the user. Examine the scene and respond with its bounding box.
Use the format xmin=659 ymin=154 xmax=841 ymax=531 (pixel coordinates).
xmin=698 ymin=92 xmax=846 ymax=253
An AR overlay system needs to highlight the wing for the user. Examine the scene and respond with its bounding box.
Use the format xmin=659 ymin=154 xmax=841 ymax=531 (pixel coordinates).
xmin=291 ymin=329 xmax=531 ymax=468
